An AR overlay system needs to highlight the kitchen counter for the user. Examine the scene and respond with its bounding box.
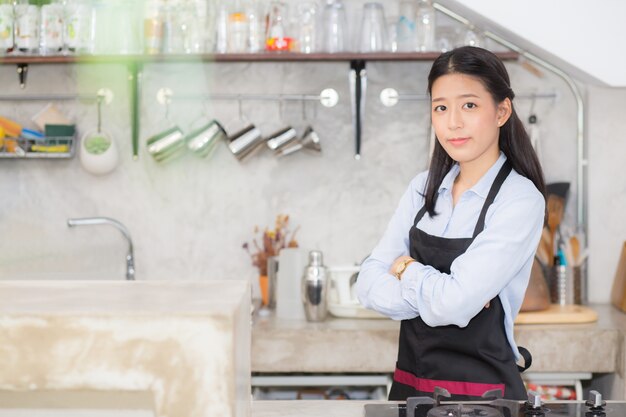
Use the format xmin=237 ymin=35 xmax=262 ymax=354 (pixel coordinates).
xmin=0 ymin=280 xmax=251 ymax=417
xmin=252 ymin=400 xmax=379 ymax=417
xmin=252 ymin=303 xmax=621 ymax=374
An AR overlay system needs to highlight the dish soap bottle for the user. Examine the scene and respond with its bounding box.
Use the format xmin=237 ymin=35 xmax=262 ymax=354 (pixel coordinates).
xmin=302 ymin=250 xmax=328 ymax=322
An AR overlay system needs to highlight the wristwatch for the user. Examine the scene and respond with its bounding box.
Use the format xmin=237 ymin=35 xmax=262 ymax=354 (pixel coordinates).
xmin=393 ymin=258 xmax=415 ymax=280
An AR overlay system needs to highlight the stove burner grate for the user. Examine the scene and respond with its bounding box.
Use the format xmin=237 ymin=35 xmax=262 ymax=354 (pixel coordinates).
xmin=426 ymin=404 xmax=503 ymax=417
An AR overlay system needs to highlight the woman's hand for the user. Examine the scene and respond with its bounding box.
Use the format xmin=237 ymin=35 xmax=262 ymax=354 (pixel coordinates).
xmin=390 ymin=256 xmax=415 ymax=279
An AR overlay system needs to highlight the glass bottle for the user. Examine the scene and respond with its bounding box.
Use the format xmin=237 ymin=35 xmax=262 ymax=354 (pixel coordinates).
xmin=64 ymin=0 xmax=94 ymax=54
xmin=416 ymin=0 xmax=435 ymax=52
xmin=396 ymin=0 xmax=417 ymax=52
xmin=15 ymin=0 xmax=40 ymax=54
xmin=40 ymin=0 xmax=64 ymax=54
xmin=265 ymin=1 xmax=292 ymax=52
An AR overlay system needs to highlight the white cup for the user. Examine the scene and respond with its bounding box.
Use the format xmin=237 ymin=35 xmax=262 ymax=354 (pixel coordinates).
xmin=79 ymin=130 xmax=118 ymax=175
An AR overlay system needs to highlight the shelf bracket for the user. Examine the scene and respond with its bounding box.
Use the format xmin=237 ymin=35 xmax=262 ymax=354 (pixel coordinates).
xmin=127 ymin=61 xmax=143 ymax=160
xmin=349 ymin=60 xmax=367 ymax=160
xmin=16 ymin=64 xmax=28 ymax=89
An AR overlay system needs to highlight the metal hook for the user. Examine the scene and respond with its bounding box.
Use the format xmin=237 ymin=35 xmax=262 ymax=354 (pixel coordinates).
xmin=278 ymin=96 xmax=285 ymax=123
xmin=529 ymin=90 xmax=537 ymax=115
xmin=96 ymin=94 xmax=103 ymax=133
xmin=237 ymin=95 xmax=244 ymax=121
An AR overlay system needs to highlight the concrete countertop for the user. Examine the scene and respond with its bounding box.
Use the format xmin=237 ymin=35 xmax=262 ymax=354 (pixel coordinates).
xmin=252 ymin=304 xmax=622 ymax=374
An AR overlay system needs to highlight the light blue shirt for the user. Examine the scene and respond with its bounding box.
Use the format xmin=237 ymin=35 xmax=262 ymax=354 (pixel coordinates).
xmin=356 ymin=153 xmax=545 ymax=360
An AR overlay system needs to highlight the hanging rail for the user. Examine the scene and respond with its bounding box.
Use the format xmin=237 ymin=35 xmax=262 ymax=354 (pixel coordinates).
xmin=0 ymin=89 xmax=114 ymax=104
xmin=155 ymin=88 xmax=339 ymax=108
xmin=379 ymin=88 xmax=558 ymax=107
xmin=433 ymin=2 xmax=587 ymax=228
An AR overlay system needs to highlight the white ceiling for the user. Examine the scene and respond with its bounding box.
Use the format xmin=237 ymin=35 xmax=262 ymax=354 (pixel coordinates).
xmin=439 ymin=0 xmax=626 ymax=87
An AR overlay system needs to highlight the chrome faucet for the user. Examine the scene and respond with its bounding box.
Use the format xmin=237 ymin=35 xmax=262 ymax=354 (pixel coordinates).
xmin=67 ymin=217 xmax=135 ymax=280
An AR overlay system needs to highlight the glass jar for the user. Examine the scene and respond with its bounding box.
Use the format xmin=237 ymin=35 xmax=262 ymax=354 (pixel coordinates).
xmin=64 ymin=0 xmax=94 ymax=54
xmin=40 ymin=1 xmax=64 ymax=54
xmin=143 ymin=0 xmax=163 ymax=54
xmin=227 ymin=10 xmax=248 ymax=53
xmin=15 ymin=2 xmax=40 ymax=54
xmin=0 ymin=1 xmax=14 ymax=54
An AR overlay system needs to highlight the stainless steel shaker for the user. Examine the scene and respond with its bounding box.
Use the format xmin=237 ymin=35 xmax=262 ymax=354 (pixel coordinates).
xmin=302 ymin=250 xmax=328 ymax=322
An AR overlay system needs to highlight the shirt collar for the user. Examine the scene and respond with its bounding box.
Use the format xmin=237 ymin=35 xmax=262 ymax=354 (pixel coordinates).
xmin=438 ymin=152 xmax=507 ymax=199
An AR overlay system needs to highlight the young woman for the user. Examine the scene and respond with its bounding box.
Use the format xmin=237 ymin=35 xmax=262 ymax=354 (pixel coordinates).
xmin=356 ymin=46 xmax=546 ymax=401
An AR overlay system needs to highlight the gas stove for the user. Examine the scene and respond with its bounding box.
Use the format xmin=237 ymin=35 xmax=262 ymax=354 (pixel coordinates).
xmin=364 ymin=388 xmax=621 ymax=417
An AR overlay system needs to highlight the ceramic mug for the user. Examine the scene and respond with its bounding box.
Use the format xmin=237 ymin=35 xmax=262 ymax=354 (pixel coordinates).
xmin=79 ymin=130 xmax=118 ymax=175
xmin=328 ymin=266 xmax=360 ymax=305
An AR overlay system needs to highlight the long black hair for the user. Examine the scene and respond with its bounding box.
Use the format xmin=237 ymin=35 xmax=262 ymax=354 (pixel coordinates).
xmin=423 ymin=46 xmax=546 ymax=217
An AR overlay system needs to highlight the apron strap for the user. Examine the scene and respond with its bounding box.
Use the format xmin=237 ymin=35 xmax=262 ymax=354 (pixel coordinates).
xmin=517 ymin=346 xmax=532 ymax=372
xmin=472 ymin=160 xmax=513 ymax=238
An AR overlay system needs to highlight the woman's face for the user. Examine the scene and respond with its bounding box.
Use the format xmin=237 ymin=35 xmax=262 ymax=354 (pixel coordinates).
xmin=430 ymin=73 xmax=511 ymax=168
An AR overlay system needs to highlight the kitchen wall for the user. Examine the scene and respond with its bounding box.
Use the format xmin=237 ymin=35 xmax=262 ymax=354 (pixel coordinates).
xmin=1 ymin=1 xmax=605 ymax=302
xmin=587 ymin=86 xmax=626 ymax=303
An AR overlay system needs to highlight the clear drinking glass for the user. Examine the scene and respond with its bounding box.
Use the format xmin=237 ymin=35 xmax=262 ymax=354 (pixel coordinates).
xmin=215 ymin=3 xmax=228 ymax=53
xmin=357 ymin=2 xmax=388 ymax=53
xmin=435 ymin=26 xmax=458 ymax=53
xmin=245 ymin=0 xmax=262 ymax=52
xmin=463 ymin=26 xmax=485 ymax=48
xmin=0 ymin=1 xmax=15 ymax=55
xmin=321 ymin=0 xmax=346 ymax=53
xmin=295 ymin=1 xmax=317 ymax=53
xmin=416 ymin=0 xmax=435 ymax=52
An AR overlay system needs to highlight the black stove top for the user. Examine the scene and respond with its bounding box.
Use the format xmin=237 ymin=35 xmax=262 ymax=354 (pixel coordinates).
xmin=364 ymin=390 xmax=621 ymax=417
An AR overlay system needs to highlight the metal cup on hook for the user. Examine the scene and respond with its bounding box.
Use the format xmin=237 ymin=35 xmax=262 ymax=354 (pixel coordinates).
xmin=266 ymin=95 xmax=298 ymax=152
xmin=147 ymin=87 xmax=186 ymax=163
xmin=227 ymin=95 xmax=265 ymax=160
xmin=184 ymin=99 xmax=227 ymax=159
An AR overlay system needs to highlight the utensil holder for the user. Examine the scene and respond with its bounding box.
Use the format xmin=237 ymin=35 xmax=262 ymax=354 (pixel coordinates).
xmin=550 ymin=263 xmax=585 ymax=305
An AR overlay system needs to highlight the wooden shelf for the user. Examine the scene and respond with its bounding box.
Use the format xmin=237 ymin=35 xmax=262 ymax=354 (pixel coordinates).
xmin=0 ymin=51 xmax=519 ymax=64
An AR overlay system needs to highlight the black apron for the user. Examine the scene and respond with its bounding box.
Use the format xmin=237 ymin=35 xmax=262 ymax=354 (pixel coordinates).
xmin=388 ymin=161 xmax=531 ymax=401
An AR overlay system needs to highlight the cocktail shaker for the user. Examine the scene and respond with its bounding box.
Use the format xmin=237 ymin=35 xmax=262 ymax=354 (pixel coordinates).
xmin=302 ymin=250 xmax=328 ymax=322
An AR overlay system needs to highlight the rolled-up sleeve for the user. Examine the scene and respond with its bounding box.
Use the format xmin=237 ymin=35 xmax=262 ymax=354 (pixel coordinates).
xmin=355 ymin=174 xmax=426 ymax=320
xmin=399 ymin=191 xmax=545 ymax=327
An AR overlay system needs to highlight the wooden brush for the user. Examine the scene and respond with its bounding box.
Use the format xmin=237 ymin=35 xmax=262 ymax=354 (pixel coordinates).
xmin=547 ymin=195 xmax=564 ymax=263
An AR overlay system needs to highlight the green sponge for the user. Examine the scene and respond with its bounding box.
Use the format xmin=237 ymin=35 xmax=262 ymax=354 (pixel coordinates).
xmin=44 ymin=124 xmax=76 ymax=138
